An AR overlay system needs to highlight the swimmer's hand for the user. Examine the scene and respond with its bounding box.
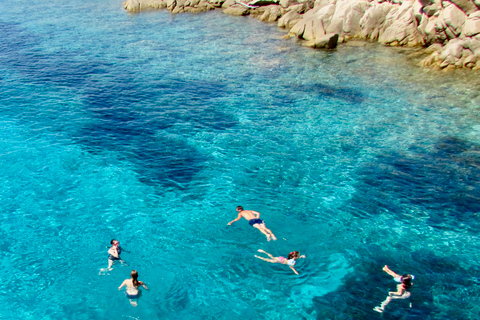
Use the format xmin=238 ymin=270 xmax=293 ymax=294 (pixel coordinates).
xmin=300 ymin=255 xmax=306 ymax=258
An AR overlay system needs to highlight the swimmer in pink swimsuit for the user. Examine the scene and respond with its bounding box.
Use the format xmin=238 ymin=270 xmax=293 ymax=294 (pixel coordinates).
xmin=255 ymin=249 xmax=306 ymax=275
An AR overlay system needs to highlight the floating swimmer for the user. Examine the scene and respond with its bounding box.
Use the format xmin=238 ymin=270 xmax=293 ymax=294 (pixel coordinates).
xmin=118 ymin=270 xmax=149 ymax=307
xmin=373 ymin=265 xmax=414 ymax=313
xmin=254 ymin=249 xmax=306 ymax=275
xmin=227 ymin=206 xmax=277 ymax=241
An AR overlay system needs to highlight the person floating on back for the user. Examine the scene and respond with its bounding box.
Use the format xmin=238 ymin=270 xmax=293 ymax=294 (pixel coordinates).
xmin=118 ymin=270 xmax=149 ymax=307
xmin=227 ymin=206 xmax=277 ymax=241
xmin=107 ymin=239 xmax=126 ymax=270
xmin=255 ymin=249 xmax=306 ymax=275
xmin=373 ymin=265 xmax=414 ymax=313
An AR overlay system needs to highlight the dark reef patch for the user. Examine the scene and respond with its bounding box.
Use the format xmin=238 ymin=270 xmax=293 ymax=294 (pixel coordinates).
xmin=290 ymin=83 xmax=365 ymax=104
xmin=343 ymin=136 xmax=480 ymax=232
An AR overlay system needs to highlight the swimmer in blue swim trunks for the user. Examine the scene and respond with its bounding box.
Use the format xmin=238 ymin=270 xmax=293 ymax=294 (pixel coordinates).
xmin=227 ymin=206 xmax=277 ymax=241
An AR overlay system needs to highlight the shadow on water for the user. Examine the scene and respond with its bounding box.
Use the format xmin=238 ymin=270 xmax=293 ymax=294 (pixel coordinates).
xmin=76 ymin=78 xmax=236 ymax=189
xmin=289 ymin=83 xmax=365 ymax=104
xmin=343 ymin=136 xmax=480 ymax=232
xmin=0 ymin=21 xmax=238 ymax=190
xmin=311 ymin=249 xmax=437 ymax=320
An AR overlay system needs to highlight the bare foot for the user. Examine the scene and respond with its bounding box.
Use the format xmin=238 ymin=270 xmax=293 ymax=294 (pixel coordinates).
xmin=373 ymin=307 xmax=383 ymax=313
xmin=271 ymin=234 xmax=277 ymax=241
xmin=257 ymin=249 xmax=266 ymax=253
xmin=266 ymin=234 xmax=271 ymax=241
xmin=130 ymin=300 xmax=138 ymax=307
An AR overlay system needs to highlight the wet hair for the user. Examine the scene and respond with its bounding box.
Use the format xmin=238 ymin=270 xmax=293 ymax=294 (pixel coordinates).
xmin=401 ymin=274 xmax=413 ymax=288
xmin=131 ymin=270 xmax=139 ymax=287
xmin=110 ymin=239 xmax=117 ymax=245
xmin=236 ymin=206 xmax=244 ymax=211
xmin=288 ymin=251 xmax=300 ymax=259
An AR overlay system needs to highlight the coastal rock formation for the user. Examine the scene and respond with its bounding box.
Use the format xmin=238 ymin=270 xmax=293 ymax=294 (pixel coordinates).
xmin=123 ymin=0 xmax=480 ymax=70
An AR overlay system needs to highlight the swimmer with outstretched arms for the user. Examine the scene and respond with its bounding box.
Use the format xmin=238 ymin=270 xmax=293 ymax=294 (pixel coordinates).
xmin=118 ymin=270 xmax=149 ymax=307
xmin=373 ymin=265 xmax=414 ymax=313
xmin=227 ymin=206 xmax=277 ymax=241
xmin=255 ymin=249 xmax=306 ymax=275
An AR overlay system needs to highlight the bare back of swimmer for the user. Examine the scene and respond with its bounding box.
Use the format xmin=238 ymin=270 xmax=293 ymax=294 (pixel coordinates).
xmin=227 ymin=206 xmax=277 ymax=241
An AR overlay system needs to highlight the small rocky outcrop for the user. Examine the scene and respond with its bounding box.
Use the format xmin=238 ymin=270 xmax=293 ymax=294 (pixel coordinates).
xmin=124 ymin=0 xmax=480 ymax=70
xmin=304 ymin=32 xmax=339 ymax=47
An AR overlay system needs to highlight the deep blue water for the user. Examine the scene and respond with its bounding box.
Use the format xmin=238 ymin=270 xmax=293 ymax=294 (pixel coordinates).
xmin=1 ymin=0 xmax=480 ymax=319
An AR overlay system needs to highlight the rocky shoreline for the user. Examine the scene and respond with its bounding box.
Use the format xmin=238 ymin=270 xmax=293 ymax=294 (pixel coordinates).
xmin=123 ymin=0 xmax=480 ymax=71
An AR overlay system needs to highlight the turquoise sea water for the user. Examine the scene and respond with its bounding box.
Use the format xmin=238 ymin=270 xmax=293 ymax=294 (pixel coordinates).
xmin=2 ymin=0 xmax=480 ymax=319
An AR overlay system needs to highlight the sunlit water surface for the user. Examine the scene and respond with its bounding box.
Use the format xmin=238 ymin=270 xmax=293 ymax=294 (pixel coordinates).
xmin=1 ymin=0 xmax=480 ymax=319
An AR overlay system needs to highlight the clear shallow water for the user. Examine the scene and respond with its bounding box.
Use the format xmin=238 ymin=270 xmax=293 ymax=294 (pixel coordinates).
xmin=1 ymin=0 xmax=480 ymax=319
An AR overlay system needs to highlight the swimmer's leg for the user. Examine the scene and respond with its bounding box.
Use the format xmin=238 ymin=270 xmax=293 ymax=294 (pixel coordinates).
xmin=254 ymin=255 xmax=280 ymax=263
xmin=99 ymin=268 xmax=109 ymax=275
xmin=129 ymin=299 xmax=138 ymax=307
xmin=257 ymin=249 xmax=275 ymax=259
xmin=253 ymin=224 xmax=271 ymax=241
xmin=263 ymin=225 xmax=277 ymax=241
xmin=120 ymin=259 xmax=128 ymax=266
xmin=108 ymin=259 xmax=114 ymax=270
xmin=374 ymin=296 xmax=392 ymax=313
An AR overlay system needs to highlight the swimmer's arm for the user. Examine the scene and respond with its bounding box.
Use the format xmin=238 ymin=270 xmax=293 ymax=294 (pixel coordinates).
xmin=119 ymin=246 xmax=130 ymax=253
xmin=383 ymin=265 xmax=400 ymax=278
xmin=118 ymin=280 xmax=127 ymax=290
xmin=252 ymin=211 xmax=260 ymax=218
xmin=227 ymin=213 xmax=242 ymax=225
xmin=299 ymin=255 xmax=306 ymax=259
xmin=139 ymin=281 xmax=149 ymax=290
xmin=290 ymin=266 xmax=299 ymax=275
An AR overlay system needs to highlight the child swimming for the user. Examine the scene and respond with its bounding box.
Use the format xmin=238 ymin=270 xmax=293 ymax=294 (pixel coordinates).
xmin=254 ymin=249 xmax=306 ymax=275
xmin=373 ymin=265 xmax=414 ymax=313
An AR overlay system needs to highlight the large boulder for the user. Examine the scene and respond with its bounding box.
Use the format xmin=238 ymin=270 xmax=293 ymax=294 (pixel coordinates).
xmin=314 ymin=32 xmax=339 ymax=47
xmin=314 ymin=0 xmax=335 ymax=10
xmin=258 ymin=5 xmax=283 ymax=21
xmin=287 ymin=2 xmax=311 ymax=13
xmin=358 ymin=2 xmax=394 ymax=40
xmin=222 ymin=0 xmax=235 ymax=8
xmin=448 ymin=0 xmax=478 ymax=15
xmin=326 ymin=0 xmax=371 ymax=36
xmin=435 ymin=2 xmax=467 ymax=42
xmin=378 ymin=1 xmax=424 ymax=46
xmin=423 ymin=3 xmax=442 ymax=17
xmin=278 ymin=10 xmax=303 ymax=27
xmin=463 ymin=53 xmax=480 ymax=67
xmin=438 ymin=38 xmax=466 ymax=66
xmin=123 ymin=0 xmax=167 ymax=11
xmin=462 ymin=11 xmax=480 ymax=37
xmin=206 ymin=0 xmax=225 ymax=6
xmin=223 ymin=4 xmax=251 ymax=15
xmin=289 ymin=4 xmax=336 ymax=38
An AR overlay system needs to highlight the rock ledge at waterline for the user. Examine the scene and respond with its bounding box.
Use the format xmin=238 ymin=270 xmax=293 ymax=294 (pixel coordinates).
xmin=123 ymin=0 xmax=480 ymax=70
